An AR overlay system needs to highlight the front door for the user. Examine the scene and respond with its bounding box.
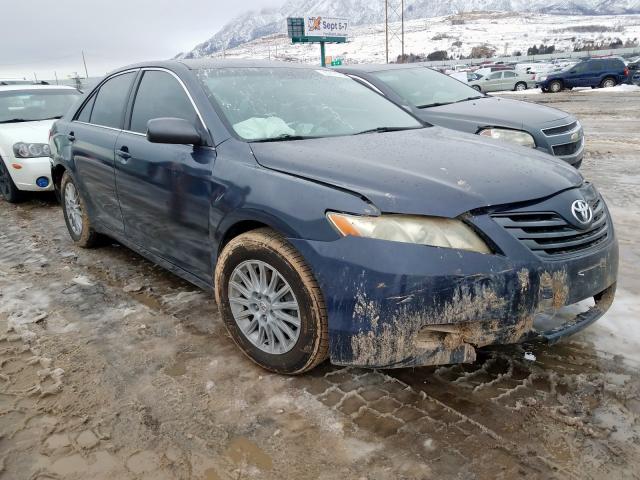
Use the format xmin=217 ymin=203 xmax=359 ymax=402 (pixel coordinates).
xmin=114 ymin=69 xmax=215 ymax=279
xmin=484 ymin=71 xmax=503 ymax=92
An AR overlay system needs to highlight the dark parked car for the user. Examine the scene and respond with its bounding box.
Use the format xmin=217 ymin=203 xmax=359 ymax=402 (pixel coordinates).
xmin=50 ymin=60 xmax=617 ymax=374
xmin=337 ymin=64 xmax=584 ymax=167
xmin=628 ymin=59 xmax=640 ymax=85
xmin=537 ymin=58 xmax=629 ymax=93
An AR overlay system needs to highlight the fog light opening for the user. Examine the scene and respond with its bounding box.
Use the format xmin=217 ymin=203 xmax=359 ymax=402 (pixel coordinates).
xmin=36 ymin=177 xmax=50 ymax=188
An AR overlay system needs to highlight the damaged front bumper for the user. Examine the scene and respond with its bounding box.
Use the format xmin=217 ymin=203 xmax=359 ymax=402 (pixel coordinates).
xmin=289 ymin=209 xmax=618 ymax=369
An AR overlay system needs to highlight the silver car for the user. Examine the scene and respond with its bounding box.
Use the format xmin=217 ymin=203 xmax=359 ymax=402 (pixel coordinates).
xmin=469 ymin=70 xmax=536 ymax=92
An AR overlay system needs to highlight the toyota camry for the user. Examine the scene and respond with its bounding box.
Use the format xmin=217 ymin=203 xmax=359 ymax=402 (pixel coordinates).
xmin=49 ymin=60 xmax=617 ymax=374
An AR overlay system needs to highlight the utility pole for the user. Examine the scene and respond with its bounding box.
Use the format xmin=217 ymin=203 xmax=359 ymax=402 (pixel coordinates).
xmin=385 ymin=0 xmax=389 ymax=63
xmin=54 ymin=71 xmax=59 ymax=85
xmin=81 ymin=51 xmax=89 ymax=78
xmin=385 ymin=0 xmax=405 ymax=63
xmin=34 ymin=72 xmax=38 ymax=83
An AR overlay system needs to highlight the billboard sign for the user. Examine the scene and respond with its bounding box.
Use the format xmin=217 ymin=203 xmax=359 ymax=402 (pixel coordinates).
xmin=305 ymin=16 xmax=349 ymax=39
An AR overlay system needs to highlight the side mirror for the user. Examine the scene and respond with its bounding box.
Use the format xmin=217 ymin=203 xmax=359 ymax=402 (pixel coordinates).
xmin=146 ymin=117 xmax=202 ymax=145
xmin=570 ymin=70 xmax=577 ymax=74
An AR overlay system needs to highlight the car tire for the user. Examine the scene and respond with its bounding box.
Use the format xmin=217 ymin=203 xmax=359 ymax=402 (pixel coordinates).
xmin=600 ymin=77 xmax=616 ymax=89
xmin=549 ymin=80 xmax=563 ymax=93
xmin=214 ymin=228 xmax=329 ymax=374
xmin=0 ymin=157 xmax=24 ymax=203
xmin=514 ymin=82 xmax=527 ymax=91
xmin=60 ymin=172 xmax=99 ymax=248
xmin=471 ymin=85 xmax=481 ymax=92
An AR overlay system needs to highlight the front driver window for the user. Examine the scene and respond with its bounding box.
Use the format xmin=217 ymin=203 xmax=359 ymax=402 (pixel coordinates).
xmin=129 ymin=71 xmax=198 ymax=134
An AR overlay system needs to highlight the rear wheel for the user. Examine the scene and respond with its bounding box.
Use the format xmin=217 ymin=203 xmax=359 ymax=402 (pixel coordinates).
xmin=600 ymin=77 xmax=616 ymax=89
xmin=514 ymin=82 xmax=527 ymax=91
xmin=549 ymin=80 xmax=563 ymax=93
xmin=60 ymin=172 xmax=99 ymax=248
xmin=215 ymin=228 xmax=329 ymax=374
xmin=0 ymin=158 xmax=24 ymax=203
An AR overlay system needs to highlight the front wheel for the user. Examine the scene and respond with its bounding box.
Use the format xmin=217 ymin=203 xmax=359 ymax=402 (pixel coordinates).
xmin=514 ymin=82 xmax=527 ymax=91
xmin=60 ymin=172 xmax=99 ymax=248
xmin=214 ymin=228 xmax=329 ymax=374
xmin=0 ymin=158 xmax=24 ymax=203
xmin=548 ymin=80 xmax=563 ymax=93
xmin=471 ymin=85 xmax=481 ymax=92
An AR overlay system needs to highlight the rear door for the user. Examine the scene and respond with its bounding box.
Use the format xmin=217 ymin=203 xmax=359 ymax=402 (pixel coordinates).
xmin=71 ymin=71 xmax=137 ymax=234
xmin=503 ymin=71 xmax=517 ymax=90
xmin=115 ymin=68 xmax=215 ymax=278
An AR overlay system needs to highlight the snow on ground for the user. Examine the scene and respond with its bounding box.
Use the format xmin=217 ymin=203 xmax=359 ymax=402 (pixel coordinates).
xmin=491 ymin=88 xmax=543 ymax=95
xmin=207 ymin=12 xmax=640 ymax=65
xmin=585 ymin=83 xmax=640 ymax=93
xmin=580 ymin=288 xmax=640 ymax=365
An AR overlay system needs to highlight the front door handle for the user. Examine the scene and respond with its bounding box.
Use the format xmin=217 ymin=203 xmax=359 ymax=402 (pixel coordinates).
xmin=67 ymin=132 xmax=75 ymax=142
xmin=116 ymin=147 xmax=131 ymax=163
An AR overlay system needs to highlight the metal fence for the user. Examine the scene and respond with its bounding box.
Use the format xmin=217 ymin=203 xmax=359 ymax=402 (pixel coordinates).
xmin=419 ymin=46 xmax=640 ymax=68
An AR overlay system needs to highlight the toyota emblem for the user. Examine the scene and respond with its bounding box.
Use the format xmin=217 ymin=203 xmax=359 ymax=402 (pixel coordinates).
xmin=571 ymin=200 xmax=593 ymax=224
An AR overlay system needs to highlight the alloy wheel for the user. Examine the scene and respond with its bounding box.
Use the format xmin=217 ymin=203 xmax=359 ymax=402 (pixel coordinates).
xmin=515 ymin=82 xmax=527 ymax=91
xmin=228 ymin=260 xmax=301 ymax=355
xmin=603 ymin=79 xmax=615 ymax=88
xmin=64 ymin=182 xmax=83 ymax=236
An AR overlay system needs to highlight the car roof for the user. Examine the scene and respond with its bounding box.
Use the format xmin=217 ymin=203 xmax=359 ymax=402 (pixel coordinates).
xmin=110 ymin=59 xmax=324 ymax=74
xmin=334 ymin=63 xmax=427 ymax=74
xmin=0 ymin=84 xmax=79 ymax=92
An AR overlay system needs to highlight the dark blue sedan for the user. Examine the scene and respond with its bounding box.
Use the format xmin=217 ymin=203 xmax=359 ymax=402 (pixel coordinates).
xmin=49 ymin=60 xmax=618 ymax=374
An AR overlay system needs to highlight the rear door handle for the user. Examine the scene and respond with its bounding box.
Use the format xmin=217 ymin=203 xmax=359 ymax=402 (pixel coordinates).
xmin=67 ymin=133 xmax=75 ymax=142
xmin=116 ymin=147 xmax=131 ymax=162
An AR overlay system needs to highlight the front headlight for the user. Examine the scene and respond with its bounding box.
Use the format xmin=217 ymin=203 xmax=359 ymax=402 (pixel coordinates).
xmin=478 ymin=128 xmax=536 ymax=148
xmin=326 ymin=213 xmax=491 ymax=254
xmin=13 ymin=142 xmax=51 ymax=158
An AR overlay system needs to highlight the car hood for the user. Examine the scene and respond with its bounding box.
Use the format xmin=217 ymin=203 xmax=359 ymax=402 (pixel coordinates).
xmin=418 ymin=96 xmax=570 ymax=130
xmin=0 ymin=119 xmax=55 ymax=145
xmin=250 ymin=126 xmax=583 ymax=218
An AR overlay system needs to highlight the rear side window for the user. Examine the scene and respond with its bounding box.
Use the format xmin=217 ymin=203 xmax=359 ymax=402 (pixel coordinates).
xmin=504 ymin=71 xmax=516 ymax=78
xmin=488 ymin=72 xmax=502 ymax=80
xmin=129 ymin=70 xmax=198 ymax=134
xmin=90 ymin=72 xmax=136 ymax=129
xmin=76 ymin=95 xmax=96 ymax=123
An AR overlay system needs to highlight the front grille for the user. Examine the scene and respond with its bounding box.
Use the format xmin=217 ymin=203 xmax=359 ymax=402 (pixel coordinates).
xmin=552 ymin=138 xmax=582 ymax=156
xmin=542 ymin=121 xmax=578 ymax=136
xmin=492 ymin=197 xmax=609 ymax=258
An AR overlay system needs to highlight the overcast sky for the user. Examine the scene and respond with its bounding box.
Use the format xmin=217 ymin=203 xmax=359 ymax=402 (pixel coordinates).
xmin=0 ymin=0 xmax=282 ymax=81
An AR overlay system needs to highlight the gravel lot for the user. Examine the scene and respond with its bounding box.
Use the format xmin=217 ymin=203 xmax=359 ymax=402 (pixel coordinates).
xmin=0 ymin=89 xmax=639 ymax=480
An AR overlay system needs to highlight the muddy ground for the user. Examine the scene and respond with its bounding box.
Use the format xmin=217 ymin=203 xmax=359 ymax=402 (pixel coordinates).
xmin=0 ymin=90 xmax=639 ymax=480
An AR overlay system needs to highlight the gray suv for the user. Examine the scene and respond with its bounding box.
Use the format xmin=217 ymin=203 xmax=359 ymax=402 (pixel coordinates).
xmin=337 ymin=64 xmax=584 ymax=168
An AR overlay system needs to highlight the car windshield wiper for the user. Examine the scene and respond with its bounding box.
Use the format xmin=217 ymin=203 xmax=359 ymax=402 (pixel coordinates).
xmin=38 ymin=115 xmax=64 ymax=121
xmin=251 ymin=134 xmax=319 ymax=143
xmin=417 ymin=96 xmax=485 ymax=109
xmin=354 ymin=126 xmax=422 ymax=135
xmin=0 ymin=118 xmax=29 ymax=124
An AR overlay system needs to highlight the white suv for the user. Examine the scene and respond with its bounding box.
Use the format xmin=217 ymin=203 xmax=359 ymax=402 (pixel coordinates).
xmin=0 ymin=85 xmax=80 ymax=202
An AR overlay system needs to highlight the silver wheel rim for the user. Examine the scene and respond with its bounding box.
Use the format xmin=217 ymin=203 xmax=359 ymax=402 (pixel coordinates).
xmin=604 ymin=80 xmax=614 ymax=88
xmin=64 ymin=182 xmax=83 ymax=236
xmin=228 ymin=260 xmax=301 ymax=354
xmin=551 ymin=83 xmax=560 ymax=92
xmin=516 ymin=83 xmax=526 ymax=91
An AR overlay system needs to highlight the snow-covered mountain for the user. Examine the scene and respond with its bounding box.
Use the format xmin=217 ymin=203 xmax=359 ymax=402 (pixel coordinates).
xmin=178 ymin=0 xmax=640 ymax=58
